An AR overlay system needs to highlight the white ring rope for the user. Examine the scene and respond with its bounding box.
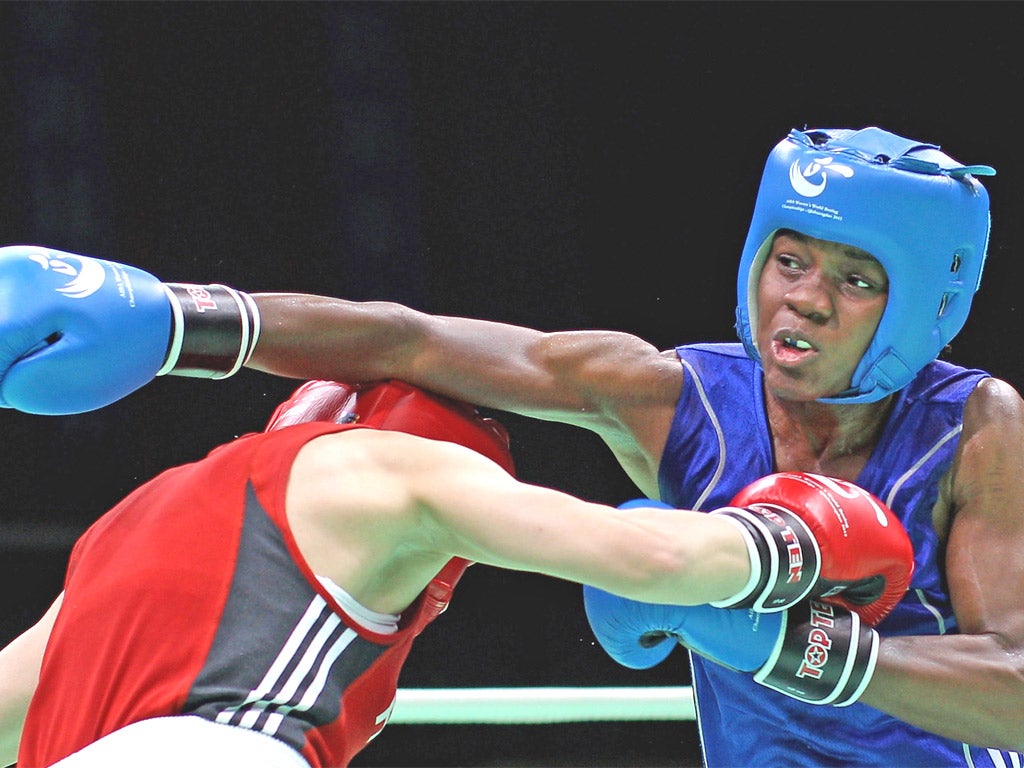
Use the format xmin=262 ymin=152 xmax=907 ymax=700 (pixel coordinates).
xmin=391 ymin=686 xmax=695 ymax=724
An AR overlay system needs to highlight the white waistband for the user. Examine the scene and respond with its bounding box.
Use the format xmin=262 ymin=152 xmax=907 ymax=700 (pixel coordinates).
xmin=50 ymin=716 xmax=311 ymax=768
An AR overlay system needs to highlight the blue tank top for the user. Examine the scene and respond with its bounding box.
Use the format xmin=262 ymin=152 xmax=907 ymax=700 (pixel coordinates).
xmin=659 ymin=343 xmax=1017 ymax=767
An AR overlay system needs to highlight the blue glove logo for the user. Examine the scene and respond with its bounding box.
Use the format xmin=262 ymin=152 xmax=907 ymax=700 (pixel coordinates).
xmin=28 ymin=252 xmax=106 ymax=299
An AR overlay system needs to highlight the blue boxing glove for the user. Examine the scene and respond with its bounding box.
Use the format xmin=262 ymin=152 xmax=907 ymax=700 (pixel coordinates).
xmin=583 ymin=585 xmax=781 ymax=671
xmin=583 ymin=586 xmax=879 ymax=707
xmin=0 ymin=245 xmax=260 ymax=415
xmin=587 ymin=499 xmax=782 ymax=671
xmin=583 ymin=498 xmax=880 ymax=706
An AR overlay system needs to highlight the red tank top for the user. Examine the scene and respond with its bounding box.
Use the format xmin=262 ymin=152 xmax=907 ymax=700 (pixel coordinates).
xmin=19 ymin=422 xmax=469 ymax=767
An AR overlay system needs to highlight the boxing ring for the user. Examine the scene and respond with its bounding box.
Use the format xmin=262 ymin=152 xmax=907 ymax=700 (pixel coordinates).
xmin=390 ymin=686 xmax=695 ymax=724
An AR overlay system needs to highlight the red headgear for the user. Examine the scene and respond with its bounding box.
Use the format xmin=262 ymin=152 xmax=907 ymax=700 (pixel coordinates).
xmin=265 ymin=379 xmax=515 ymax=475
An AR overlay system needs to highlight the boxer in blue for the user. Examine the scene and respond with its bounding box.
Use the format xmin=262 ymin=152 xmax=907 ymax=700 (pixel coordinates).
xmin=0 ymin=126 xmax=1020 ymax=766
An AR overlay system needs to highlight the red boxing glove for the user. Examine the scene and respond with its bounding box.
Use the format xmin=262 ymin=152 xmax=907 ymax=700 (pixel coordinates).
xmin=711 ymin=472 xmax=915 ymax=626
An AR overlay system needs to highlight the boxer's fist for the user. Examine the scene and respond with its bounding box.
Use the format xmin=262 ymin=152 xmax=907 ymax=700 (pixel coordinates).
xmin=583 ymin=583 xmax=782 ymax=672
xmin=583 ymin=584 xmax=877 ymax=707
xmin=0 ymin=245 xmax=259 ymax=415
xmin=712 ymin=472 xmax=914 ymax=625
xmin=0 ymin=246 xmax=172 ymax=414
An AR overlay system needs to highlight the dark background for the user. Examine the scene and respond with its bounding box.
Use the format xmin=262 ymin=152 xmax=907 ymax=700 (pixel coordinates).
xmin=0 ymin=2 xmax=1021 ymax=766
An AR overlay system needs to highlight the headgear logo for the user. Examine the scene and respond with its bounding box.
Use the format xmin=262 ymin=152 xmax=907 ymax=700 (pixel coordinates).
xmin=789 ymin=157 xmax=854 ymax=198
xmin=29 ymin=252 xmax=107 ymax=299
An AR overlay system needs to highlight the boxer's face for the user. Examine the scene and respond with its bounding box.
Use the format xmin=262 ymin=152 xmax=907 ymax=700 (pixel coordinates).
xmin=755 ymin=230 xmax=888 ymax=402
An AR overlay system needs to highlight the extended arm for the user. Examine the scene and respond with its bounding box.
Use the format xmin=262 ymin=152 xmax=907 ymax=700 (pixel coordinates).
xmin=0 ymin=245 xmax=677 ymax=428
xmin=0 ymin=246 xmax=680 ymax=495
xmin=289 ymin=427 xmax=753 ymax=609
xmin=290 ymin=430 xmax=911 ymax=620
xmin=248 ymin=294 xmax=684 ymax=496
xmin=248 ymin=293 xmax=678 ymax=427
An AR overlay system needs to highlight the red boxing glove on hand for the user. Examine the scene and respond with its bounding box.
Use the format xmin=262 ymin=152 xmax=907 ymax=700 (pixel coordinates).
xmin=711 ymin=472 xmax=915 ymax=626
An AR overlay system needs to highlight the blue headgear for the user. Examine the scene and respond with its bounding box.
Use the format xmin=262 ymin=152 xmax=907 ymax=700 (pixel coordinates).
xmin=734 ymin=127 xmax=995 ymax=403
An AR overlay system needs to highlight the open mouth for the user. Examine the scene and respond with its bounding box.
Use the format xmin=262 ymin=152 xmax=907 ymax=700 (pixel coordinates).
xmin=770 ymin=332 xmax=818 ymax=363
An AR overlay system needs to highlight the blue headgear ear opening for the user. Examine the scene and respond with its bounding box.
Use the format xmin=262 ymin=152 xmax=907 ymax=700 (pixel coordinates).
xmin=734 ymin=127 xmax=994 ymax=403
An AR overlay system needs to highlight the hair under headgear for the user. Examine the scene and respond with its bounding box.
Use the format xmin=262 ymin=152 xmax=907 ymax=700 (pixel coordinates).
xmin=734 ymin=127 xmax=995 ymax=403
xmin=265 ymin=379 xmax=515 ymax=474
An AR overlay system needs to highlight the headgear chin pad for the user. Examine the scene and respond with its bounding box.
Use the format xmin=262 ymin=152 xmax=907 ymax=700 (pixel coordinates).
xmin=734 ymin=127 xmax=995 ymax=403
xmin=265 ymin=379 xmax=515 ymax=475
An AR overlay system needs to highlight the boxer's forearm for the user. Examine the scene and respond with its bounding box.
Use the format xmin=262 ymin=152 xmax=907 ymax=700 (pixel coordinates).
xmin=247 ymin=293 xmax=424 ymax=383
xmin=247 ymin=292 xmax=608 ymax=419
